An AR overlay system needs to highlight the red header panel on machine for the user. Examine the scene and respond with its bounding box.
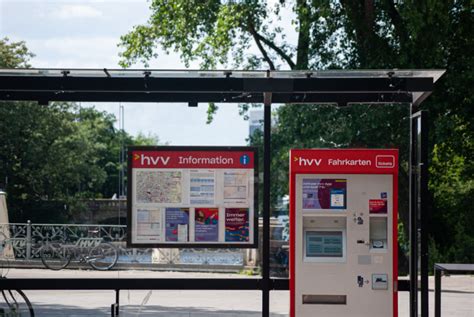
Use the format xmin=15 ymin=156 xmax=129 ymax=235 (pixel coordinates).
xmin=290 ymin=148 xmax=398 ymax=174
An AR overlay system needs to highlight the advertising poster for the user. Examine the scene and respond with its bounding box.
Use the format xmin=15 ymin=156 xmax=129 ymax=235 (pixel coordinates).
xmin=136 ymin=208 xmax=162 ymax=241
xmin=369 ymin=199 xmax=388 ymax=214
xmin=225 ymin=208 xmax=249 ymax=242
xmin=302 ymin=178 xmax=347 ymax=209
xmin=165 ymin=208 xmax=190 ymax=242
xmin=189 ymin=170 xmax=215 ymax=205
xmin=195 ymin=208 xmax=219 ymax=241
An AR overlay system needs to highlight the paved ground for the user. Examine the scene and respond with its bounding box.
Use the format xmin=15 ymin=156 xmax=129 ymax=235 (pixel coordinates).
xmin=2 ymin=269 xmax=473 ymax=316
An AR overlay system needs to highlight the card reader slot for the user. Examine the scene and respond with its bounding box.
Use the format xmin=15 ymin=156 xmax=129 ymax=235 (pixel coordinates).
xmin=302 ymin=295 xmax=347 ymax=305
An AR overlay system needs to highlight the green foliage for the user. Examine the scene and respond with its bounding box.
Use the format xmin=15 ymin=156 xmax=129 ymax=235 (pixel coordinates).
xmin=119 ymin=0 xmax=473 ymax=265
xmin=0 ymin=39 xmax=161 ymax=222
xmin=0 ymin=38 xmax=34 ymax=68
xmin=119 ymin=0 xmax=299 ymax=70
xmin=429 ymin=129 xmax=474 ymax=263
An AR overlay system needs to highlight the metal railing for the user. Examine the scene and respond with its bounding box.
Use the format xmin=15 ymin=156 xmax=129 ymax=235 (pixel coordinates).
xmin=0 ymin=222 xmax=247 ymax=267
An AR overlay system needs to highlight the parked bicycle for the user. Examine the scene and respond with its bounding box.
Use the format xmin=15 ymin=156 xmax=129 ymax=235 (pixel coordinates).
xmin=40 ymin=230 xmax=118 ymax=271
xmin=0 ymin=232 xmax=35 ymax=316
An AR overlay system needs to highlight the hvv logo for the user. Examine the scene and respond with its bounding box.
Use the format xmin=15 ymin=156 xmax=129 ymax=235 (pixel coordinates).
xmin=134 ymin=153 xmax=170 ymax=166
xmin=294 ymin=156 xmax=322 ymax=166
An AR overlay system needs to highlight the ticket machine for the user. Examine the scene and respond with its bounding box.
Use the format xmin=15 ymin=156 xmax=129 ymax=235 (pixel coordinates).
xmin=289 ymin=149 xmax=398 ymax=317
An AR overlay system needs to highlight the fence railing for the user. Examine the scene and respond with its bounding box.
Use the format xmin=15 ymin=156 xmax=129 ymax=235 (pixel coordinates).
xmin=0 ymin=222 xmax=249 ymax=267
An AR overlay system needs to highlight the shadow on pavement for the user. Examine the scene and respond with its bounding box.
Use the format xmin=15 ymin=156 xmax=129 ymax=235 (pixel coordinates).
xmin=32 ymin=304 xmax=289 ymax=316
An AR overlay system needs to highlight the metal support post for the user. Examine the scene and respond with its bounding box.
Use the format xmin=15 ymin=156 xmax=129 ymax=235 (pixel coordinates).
xmin=409 ymin=107 xmax=418 ymax=317
xmin=419 ymin=111 xmax=430 ymax=317
xmin=434 ymin=267 xmax=441 ymax=317
xmin=262 ymin=90 xmax=272 ymax=317
xmin=409 ymin=110 xmax=430 ymax=317
xmin=111 ymin=289 xmax=120 ymax=316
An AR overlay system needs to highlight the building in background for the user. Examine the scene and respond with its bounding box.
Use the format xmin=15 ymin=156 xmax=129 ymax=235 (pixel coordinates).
xmin=248 ymin=109 xmax=264 ymax=137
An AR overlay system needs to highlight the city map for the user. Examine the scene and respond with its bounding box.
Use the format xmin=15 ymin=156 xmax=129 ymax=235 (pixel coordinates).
xmin=136 ymin=170 xmax=182 ymax=204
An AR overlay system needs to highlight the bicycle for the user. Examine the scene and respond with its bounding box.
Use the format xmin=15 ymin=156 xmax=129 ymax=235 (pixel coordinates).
xmin=0 ymin=232 xmax=35 ymax=317
xmin=40 ymin=231 xmax=118 ymax=271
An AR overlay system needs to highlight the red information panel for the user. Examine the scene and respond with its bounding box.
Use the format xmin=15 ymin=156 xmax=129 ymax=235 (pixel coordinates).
xmin=127 ymin=146 xmax=258 ymax=248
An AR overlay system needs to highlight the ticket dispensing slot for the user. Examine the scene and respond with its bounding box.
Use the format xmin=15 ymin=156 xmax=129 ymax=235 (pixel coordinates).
xmin=370 ymin=217 xmax=387 ymax=251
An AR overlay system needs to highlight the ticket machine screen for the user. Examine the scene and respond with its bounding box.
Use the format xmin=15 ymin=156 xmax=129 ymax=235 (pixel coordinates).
xmin=305 ymin=230 xmax=344 ymax=258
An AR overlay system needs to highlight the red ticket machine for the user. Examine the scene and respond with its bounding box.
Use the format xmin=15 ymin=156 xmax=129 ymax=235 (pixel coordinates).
xmin=289 ymin=149 xmax=398 ymax=317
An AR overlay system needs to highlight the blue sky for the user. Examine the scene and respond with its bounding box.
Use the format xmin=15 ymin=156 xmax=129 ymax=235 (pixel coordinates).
xmin=0 ymin=0 xmax=279 ymax=145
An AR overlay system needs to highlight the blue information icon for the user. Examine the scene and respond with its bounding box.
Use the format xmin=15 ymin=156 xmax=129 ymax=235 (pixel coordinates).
xmin=240 ymin=154 xmax=250 ymax=165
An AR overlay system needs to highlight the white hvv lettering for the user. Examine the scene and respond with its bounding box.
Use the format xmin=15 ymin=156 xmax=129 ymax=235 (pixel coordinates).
xmin=299 ymin=157 xmax=322 ymax=166
xmin=141 ymin=155 xmax=170 ymax=166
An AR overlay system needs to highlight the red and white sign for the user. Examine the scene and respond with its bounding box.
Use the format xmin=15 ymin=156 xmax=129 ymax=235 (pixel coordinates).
xmin=131 ymin=150 xmax=254 ymax=169
xmin=127 ymin=146 xmax=257 ymax=249
xmin=290 ymin=148 xmax=398 ymax=174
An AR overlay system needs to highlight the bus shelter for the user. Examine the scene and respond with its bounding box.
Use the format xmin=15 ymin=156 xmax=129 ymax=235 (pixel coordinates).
xmin=0 ymin=68 xmax=444 ymax=317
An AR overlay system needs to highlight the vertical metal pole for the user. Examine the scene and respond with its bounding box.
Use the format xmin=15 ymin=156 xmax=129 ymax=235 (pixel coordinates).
xmin=409 ymin=106 xmax=418 ymax=317
xmin=120 ymin=104 xmax=125 ymax=197
xmin=118 ymin=103 xmax=125 ymax=225
xmin=262 ymin=92 xmax=272 ymax=317
xmin=115 ymin=289 xmax=120 ymax=316
xmin=419 ymin=111 xmax=429 ymax=317
xmin=118 ymin=104 xmax=122 ymax=225
xmin=434 ymin=267 xmax=441 ymax=317
xmin=26 ymin=220 xmax=31 ymax=260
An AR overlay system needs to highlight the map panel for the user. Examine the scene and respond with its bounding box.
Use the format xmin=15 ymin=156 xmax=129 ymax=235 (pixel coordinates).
xmin=136 ymin=170 xmax=182 ymax=204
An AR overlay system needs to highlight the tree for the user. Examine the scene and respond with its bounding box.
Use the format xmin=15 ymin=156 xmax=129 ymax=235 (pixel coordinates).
xmin=0 ymin=37 xmax=34 ymax=68
xmin=0 ymin=38 xmax=160 ymax=222
xmin=119 ymin=1 xmax=473 ymax=264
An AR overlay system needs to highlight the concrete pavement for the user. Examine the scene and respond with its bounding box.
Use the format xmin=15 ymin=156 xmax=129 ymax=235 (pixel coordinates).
xmin=2 ymin=269 xmax=473 ymax=316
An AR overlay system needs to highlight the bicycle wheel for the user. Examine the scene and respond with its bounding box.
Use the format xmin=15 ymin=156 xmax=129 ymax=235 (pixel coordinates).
xmin=0 ymin=289 xmax=35 ymax=317
xmin=88 ymin=242 xmax=118 ymax=271
xmin=40 ymin=243 xmax=71 ymax=270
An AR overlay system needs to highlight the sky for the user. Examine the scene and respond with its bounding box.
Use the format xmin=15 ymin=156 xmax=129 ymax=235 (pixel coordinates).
xmin=0 ymin=0 xmax=284 ymax=146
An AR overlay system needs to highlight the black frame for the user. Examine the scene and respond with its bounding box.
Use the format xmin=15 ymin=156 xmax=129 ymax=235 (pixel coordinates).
xmin=126 ymin=145 xmax=259 ymax=248
xmin=409 ymin=110 xmax=430 ymax=317
xmin=0 ymin=68 xmax=444 ymax=317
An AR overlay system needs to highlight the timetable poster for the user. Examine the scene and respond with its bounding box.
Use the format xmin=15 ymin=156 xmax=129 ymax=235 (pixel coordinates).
xmin=195 ymin=208 xmax=219 ymax=241
xmin=225 ymin=208 xmax=249 ymax=242
xmin=302 ymin=178 xmax=347 ymax=210
xmin=189 ymin=170 xmax=215 ymax=205
xmin=136 ymin=208 xmax=162 ymax=242
xmin=165 ymin=208 xmax=190 ymax=242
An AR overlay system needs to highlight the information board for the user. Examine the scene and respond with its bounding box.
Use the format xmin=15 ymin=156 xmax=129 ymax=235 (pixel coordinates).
xmin=127 ymin=146 xmax=257 ymax=248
